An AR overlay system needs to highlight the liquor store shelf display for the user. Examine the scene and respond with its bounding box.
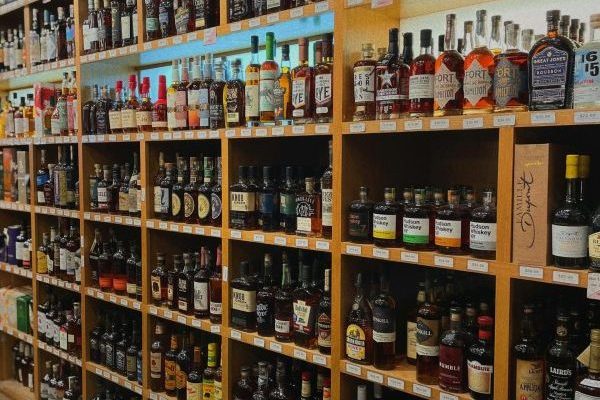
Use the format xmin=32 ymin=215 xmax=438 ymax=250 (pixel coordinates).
xmin=2 ymin=0 xmax=600 ymax=399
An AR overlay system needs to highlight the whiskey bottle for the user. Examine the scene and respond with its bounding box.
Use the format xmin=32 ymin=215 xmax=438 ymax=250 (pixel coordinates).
xmin=150 ymin=321 xmax=166 ymax=392
xmin=171 ymin=157 xmax=187 ymax=222
xmin=416 ymin=282 xmax=441 ymax=384
xmin=108 ymin=163 xmax=121 ymax=214
xmin=274 ymin=44 xmax=292 ymax=124
xmin=231 ymin=261 xmax=257 ymax=331
xmin=228 ymin=0 xmax=252 ymax=23
xmin=174 ymin=0 xmax=193 ymax=35
xmin=160 ymin=162 xmax=176 ymax=220
xmin=108 ymin=80 xmax=123 ymax=133
xmin=318 ymin=268 xmax=332 ymax=354
xmin=258 ymin=166 xmax=279 ymax=231
xmin=128 ymin=152 xmax=141 ymax=217
xmin=256 ymin=253 xmax=275 ymax=336
xmin=439 ymin=307 xmax=468 ymax=393
xmin=164 ymin=334 xmax=178 ymax=395
xmin=176 ymin=58 xmax=190 ymax=130
xmin=193 ymin=249 xmax=210 ymax=318
xmin=434 ymin=14 xmax=464 ymax=116
xmin=409 ymin=29 xmax=436 ymax=117
xmin=314 ymin=33 xmax=333 ymax=123
xmin=467 ymin=316 xmax=494 ymax=400
xmin=372 ymin=187 xmax=400 ymax=247
xmin=186 ymin=346 xmax=202 ymax=399
xmin=177 ymin=253 xmax=194 ymax=314
xmin=407 ymin=282 xmax=426 ymax=365
xmin=279 ymin=166 xmax=298 ymax=233
xmin=211 ymin=157 xmax=222 ymax=227
xmin=376 ymin=28 xmax=409 ymax=119
xmin=435 ymin=189 xmax=468 ymax=255
xmin=225 ymin=59 xmax=245 ymax=128
xmin=209 ymin=247 xmax=223 ymax=323
xmin=152 ymin=75 xmax=168 ymax=131
xmin=347 ymin=187 xmax=374 ymax=243
xmin=463 ymin=10 xmax=495 ymax=113
xmin=209 ymin=58 xmax=226 ymax=129
xmin=145 ymin=0 xmax=160 ymax=40
xmin=346 ymin=272 xmax=373 ymax=364
xmin=353 ymin=43 xmax=377 ymax=121
xmin=494 ymin=23 xmax=529 ymax=112
xmin=167 ymin=60 xmax=180 ymax=131
xmin=118 ymin=163 xmax=130 ymax=214
xmin=176 ymin=331 xmax=191 ymax=398
xmin=158 ymin=0 xmax=174 ymax=38
xmin=202 ymin=342 xmax=218 ymax=398
xmin=529 ymin=10 xmax=575 ymax=110
xmin=230 ymin=166 xmax=257 ymax=229
xmin=296 ymin=177 xmax=321 ymax=237
xmin=470 ymin=189 xmax=497 ymax=259
xmin=574 ymin=14 xmax=600 ymax=108
xmin=183 ymin=157 xmax=199 ymax=224
xmin=274 ymin=253 xmax=294 ymax=342
xmin=372 ymin=271 xmax=396 ymax=370
xmin=245 ymin=36 xmax=261 ymax=126
xmin=98 ymin=243 xmax=113 ymax=292
xmin=293 ymin=263 xmax=320 ymax=349
xmin=168 ymin=255 xmax=182 ymax=310
xmin=489 ymin=15 xmax=503 ymax=56
xmin=514 ymin=304 xmax=543 ymax=400
xmin=187 ymin=57 xmax=201 ymax=129
xmin=260 ymin=32 xmax=278 ymax=124
xmin=268 ymin=361 xmax=292 ymax=400
xmin=403 ymin=188 xmax=434 ymax=250
xmin=575 ymin=328 xmax=600 ymax=398
xmin=151 ymin=252 xmax=168 ymax=306
xmin=292 ymin=37 xmax=314 ymax=124
xmin=552 ymin=155 xmax=590 ymax=269
xmin=321 ymin=140 xmax=333 ymax=239
xmin=137 ymin=78 xmax=153 ymax=131
xmin=126 ymin=243 xmax=139 ymax=298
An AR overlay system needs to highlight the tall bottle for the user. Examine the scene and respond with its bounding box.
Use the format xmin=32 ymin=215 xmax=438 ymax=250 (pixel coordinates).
xmin=291 ymin=37 xmax=314 ymax=124
xmin=225 ymin=59 xmax=245 ymax=128
xmin=153 ymin=75 xmax=168 ymax=130
xmin=574 ymin=14 xmax=600 ymax=108
xmin=167 ymin=60 xmax=180 ymax=131
xmin=434 ymin=14 xmax=464 ymax=116
xmin=176 ymin=57 xmax=189 ymax=130
xmin=416 ymin=281 xmax=441 ymax=385
xmin=245 ymin=36 xmax=260 ymax=126
xmin=575 ymin=328 xmax=600 ymax=398
xmin=372 ymin=271 xmax=396 ymax=370
xmin=376 ymin=28 xmax=408 ymax=119
xmin=493 ymin=23 xmax=529 ymax=112
xmin=187 ymin=57 xmax=202 ymax=129
xmin=121 ymin=74 xmax=138 ymax=133
xmin=209 ymin=58 xmax=226 ymax=129
xmin=345 ymin=272 xmax=373 ymax=365
xmin=274 ymin=43 xmax=292 ymax=124
xmin=353 ymin=43 xmax=377 ymax=121
xmin=29 ymin=9 xmax=41 ymax=66
xmin=409 ymin=29 xmax=436 ymax=117
xmin=314 ymin=33 xmax=333 ymax=123
xmin=467 ymin=316 xmax=494 ymax=400
xmin=463 ymin=10 xmax=495 ymax=113
xmin=260 ymin=32 xmax=278 ymax=124
xmin=514 ymin=304 xmax=544 ymax=400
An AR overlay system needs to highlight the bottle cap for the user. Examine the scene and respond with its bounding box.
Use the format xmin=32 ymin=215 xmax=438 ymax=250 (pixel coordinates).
xmin=566 ymin=154 xmax=579 ymax=179
xmin=420 ymin=29 xmax=432 ymax=46
xmin=302 ymin=371 xmax=311 ymax=380
xmin=143 ymin=76 xmax=150 ymax=86
xmin=578 ymin=155 xmax=591 ymax=178
xmin=115 ymin=80 xmax=123 ymax=91
xmin=547 ymin=10 xmax=561 ymax=21
xmin=250 ymin=35 xmax=259 ymax=52
xmin=389 ymin=28 xmax=399 ymax=42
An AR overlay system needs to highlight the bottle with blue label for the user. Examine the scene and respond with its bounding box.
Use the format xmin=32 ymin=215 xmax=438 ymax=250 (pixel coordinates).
xmin=574 ymin=14 xmax=600 ymax=109
xmin=528 ymin=10 xmax=575 ymax=110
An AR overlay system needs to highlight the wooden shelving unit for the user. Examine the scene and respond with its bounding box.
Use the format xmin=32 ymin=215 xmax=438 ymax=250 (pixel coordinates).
xmin=0 ymin=0 xmax=597 ymax=399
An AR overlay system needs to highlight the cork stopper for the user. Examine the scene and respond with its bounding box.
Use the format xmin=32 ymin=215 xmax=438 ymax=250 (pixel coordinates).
xmin=566 ymin=154 xmax=579 ymax=179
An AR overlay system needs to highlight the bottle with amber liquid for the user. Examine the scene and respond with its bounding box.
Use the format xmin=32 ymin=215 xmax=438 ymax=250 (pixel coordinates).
xmin=187 ymin=56 xmax=202 ymax=129
xmin=209 ymin=59 xmax=226 ymax=129
xmin=230 ymin=261 xmax=257 ymax=331
xmin=108 ymin=80 xmax=123 ymax=133
xmin=434 ymin=14 xmax=464 ymax=116
xmin=514 ymin=304 xmax=544 ymax=400
xmin=416 ymin=282 xmax=441 ymax=385
xmin=372 ymin=271 xmax=396 ymax=370
xmin=463 ymin=10 xmax=495 ymax=114
xmin=183 ymin=157 xmax=199 ymax=224
xmin=171 ymin=157 xmax=186 ymax=222
xmin=439 ymin=307 xmax=469 ymax=393
xmin=403 ymin=188 xmax=434 ymax=250
xmin=435 ymin=189 xmax=468 ymax=255
xmin=150 ymin=321 xmax=166 ymax=392
xmin=274 ymin=44 xmax=292 ymax=124
xmin=164 ymin=334 xmax=178 ymax=396
xmin=314 ymin=33 xmax=333 ymax=123
xmin=529 ymin=10 xmax=575 ymax=110
xmin=152 ymin=75 xmax=168 ymax=131
xmin=121 ymin=74 xmax=138 ymax=133
xmin=409 ymin=29 xmax=436 ymax=117
xmin=493 ymin=24 xmax=529 ymax=112
xmin=225 ymin=59 xmax=245 ymax=128
xmin=346 ymin=272 xmax=373 ymax=365
xmin=136 ymin=77 xmax=153 ymax=131
xmin=469 ymin=189 xmax=497 ymax=259
xmin=175 ymin=58 xmax=190 ymax=130
xmin=167 ymin=60 xmax=180 ymax=131
xmin=347 ymin=186 xmax=374 ymax=243
xmin=292 ymin=264 xmax=320 ymax=349
xmin=376 ymin=28 xmax=409 ymax=119
xmin=209 ymin=247 xmax=223 ymax=324
xmin=372 ymin=187 xmax=400 ymax=247
xmin=467 ymin=316 xmax=494 ymax=400
xmin=245 ymin=36 xmax=260 ymax=126
xmin=260 ymin=32 xmax=278 ymax=124
xmin=291 ymin=37 xmax=314 ymax=124
xmin=353 ymin=43 xmax=377 ymax=121
xmin=575 ymin=329 xmax=600 ymax=398
xmin=406 ymin=282 xmax=426 ymax=365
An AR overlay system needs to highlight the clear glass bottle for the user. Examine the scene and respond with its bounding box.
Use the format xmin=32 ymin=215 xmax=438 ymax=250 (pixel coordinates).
xmin=463 ymin=10 xmax=495 ymax=113
xmin=574 ymin=14 xmax=600 ymax=108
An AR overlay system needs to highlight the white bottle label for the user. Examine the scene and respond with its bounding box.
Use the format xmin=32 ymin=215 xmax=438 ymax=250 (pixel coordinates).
xmin=321 ymin=188 xmax=333 ymax=227
xmin=409 ymin=74 xmax=434 ymax=99
xmin=574 ymin=47 xmax=600 ymax=108
xmin=470 ymin=221 xmax=497 ymax=251
xmin=434 ymin=63 xmax=461 ymax=108
xmin=464 ymin=59 xmax=492 ymax=105
xmin=373 ymin=213 xmax=396 ymax=240
xmin=231 ymin=289 xmax=256 ymax=312
xmin=354 ymin=65 xmax=376 ymax=102
xmin=552 ymin=224 xmax=589 ymax=258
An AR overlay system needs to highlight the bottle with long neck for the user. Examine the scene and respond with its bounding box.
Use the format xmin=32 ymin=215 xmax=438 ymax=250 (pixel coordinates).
xmin=199 ymin=54 xmax=213 ymax=129
xmin=30 ymin=9 xmax=41 ymax=66
xmin=434 ymin=14 xmax=464 ymax=116
xmin=260 ymin=32 xmax=278 ymax=124
xmin=152 ymin=74 xmax=168 ymax=131
xmin=291 ymin=37 xmax=314 ymax=124
xmin=275 ymin=43 xmax=292 ymax=124
xmin=574 ymin=14 xmax=600 ymax=108
xmin=176 ymin=58 xmax=189 ymax=130
xmin=187 ymin=56 xmax=202 ymax=129
xmin=245 ymin=36 xmax=260 ymax=126
xmin=121 ymin=74 xmax=138 ymax=132
xmin=209 ymin=58 xmax=226 ymax=129
xmin=409 ymin=29 xmax=436 ymax=117
xmin=576 ymin=328 xmax=600 ymax=398
xmin=167 ymin=60 xmax=180 ymax=131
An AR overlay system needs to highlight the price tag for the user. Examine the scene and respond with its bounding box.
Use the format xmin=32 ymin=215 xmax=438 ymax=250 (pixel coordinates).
xmin=109 ymin=134 xmax=117 ymax=141
xmin=133 ymin=302 xmax=141 ymax=310
xmin=271 ymin=126 xmax=285 ymax=136
xmin=120 ymin=299 xmax=128 ymax=306
xmin=519 ymin=265 xmax=544 ymax=280
xmin=134 ymin=218 xmax=142 ymax=226
xmin=440 ymin=392 xmax=459 ymax=400
xmin=164 ymin=310 xmax=173 ymax=319
xmin=210 ymin=325 xmax=221 ymax=333
xmin=173 ymin=131 xmax=182 ymax=139
xmin=209 ymin=130 xmax=220 ymax=139
xmin=151 ymin=132 xmax=159 ymax=140
xmin=249 ymin=17 xmax=261 ymax=27
xmin=346 ymin=244 xmax=362 ymax=255
xmin=136 ymin=132 xmax=145 ymax=140
xmin=204 ymin=27 xmax=217 ymax=45
xmin=170 ymin=223 xmax=180 ymax=232
xmin=387 ymin=377 xmax=405 ymax=390
xmin=230 ymin=230 xmax=242 ymax=239
xmin=290 ymin=6 xmax=304 ymax=17
xmin=240 ymin=128 xmax=251 ymax=137
xmin=149 ymin=306 xmax=158 ymax=315
xmin=293 ymin=349 xmax=307 ymax=360
xmin=313 ymin=354 xmax=327 ymax=365
xmin=379 ymin=120 xmax=397 ymax=132
xmin=401 ymin=251 xmax=419 ymax=263
xmin=147 ymin=220 xmax=155 ymax=228
xmin=267 ymin=12 xmax=280 ymax=23
xmin=114 ymin=217 xmax=122 ymax=224
xmin=274 ymin=236 xmax=287 ymax=246
xmin=230 ymin=21 xmax=242 ymax=31
xmin=434 ymin=255 xmax=454 ymax=268
xmin=552 ymin=270 xmax=579 ymax=285
xmin=575 ymin=111 xmax=600 ymax=124
xmin=135 ymin=386 xmax=143 ymax=394
xmin=253 ymin=337 xmax=265 ymax=347
xmin=109 ymin=295 xmax=117 ymax=303
xmin=98 ymin=52 xmax=106 ymax=60
xmin=467 ymin=259 xmax=489 ymax=273
xmin=255 ymin=128 xmax=268 ymax=137
xmin=163 ymin=132 xmax=173 ymax=140
xmin=315 ymin=1 xmax=329 ymax=12
xmin=173 ymin=35 xmax=183 ymax=44
xmin=349 ymin=122 xmax=365 ymax=133
xmin=210 ymin=228 xmax=221 ymax=237
xmin=292 ymin=125 xmax=306 ymax=135
xmin=316 ymin=240 xmax=330 ymax=250
xmin=159 ymin=221 xmax=168 ymax=230
xmin=97 ymin=291 xmax=105 ymax=299
xmin=463 ymin=117 xmax=484 ymax=129
xmin=185 ymin=131 xmax=195 ymax=139
xmin=223 ymin=266 xmax=228 ymax=282
xmin=253 ymin=233 xmax=265 ymax=243
xmin=588 ymin=272 xmax=600 ymax=300
xmin=158 ymin=39 xmax=167 ymax=47
xmin=430 ymin=118 xmax=450 ymax=130
xmin=187 ymin=32 xmax=199 ymax=41
xmin=493 ymin=114 xmax=516 ymax=126
xmin=191 ymin=319 xmax=202 ymax=328
xmin=183 ymin=226 xmax=193 ymax=233
xmin=345 ymin=362 xmax=361 ymax=375
xmin=269 ymin=342 xmax=282 ymax=352
xmin=531 ymin=111 xmax=556 ymax=124
xmin=372 ymin=247 xmax=390 ymax=259
xmin=225 ymin=129 xmax=236 ymax=138
xmin=295 ymin=238 xmax=309 ymax=248
xmin=404 ymin=119 xmax=423 ymax=131
xmin=230 ymin=329 xmax=242 ymax=340
xmin=195 ymin=227 xmax=205 ymax=235
xmin=367 ymin=370 xmax=384 ymax=383
xmin=412 ymin=384 xmax=431 ymax=397
xmin=177 ymin=316 xmax=187 ymax=324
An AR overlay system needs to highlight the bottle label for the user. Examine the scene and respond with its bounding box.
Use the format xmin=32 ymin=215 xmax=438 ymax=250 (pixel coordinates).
xmin=151 ymin=275 xmax=162 ymax=300
xmin=165 ymin=360 xmax=176 ymax=391
xmin=292 ymin=77 xmax=307 ymax=113
xmin=210 ymin=302 xmax=222 ymax=315
xmin=203 ymin=380 xmax=215 ymax=397
xmin=128 ymin=186 xmax=139 ymax=213
xmin=37 ymin=250 xmax=47 ymax=274
xmin=187 ymin=382 xmax=202 ymax=399
xmin=119 ymin=192 xmax=129 ymax=213
xmin=293 ymin=300 xmax=315 ymax=334
xmin=373 ymin=213 xmax=396 ymax=240
xmin=354 ymin=65 xmax=376 ymax=102
xmin=531 ymin=46 xmax=570 ymax=105
xmin=176 ymin=365 xmax=187 ymax=389
xmin=470 ymin=221 xmax=497 ymax=251
xmin=439 ymin=345 xmax=465 ymax=392
xmin=318 ymin=312 xmax=332 ymax=348
xmin=214 ymin=381 xmax=223 ymax=400
xmin=266 ymin=0 xmax=280 ymax=9
xmin=403 ymin=217 xmax=430 ymax=244
xmin=315 ymin=73 xmax=332 ymax=107
xmin=468 ymin=360 xmax=493 ymax=395
xmin=376 ymin=66 xmax=401 ymax=101
xmin=409 ymin=74 xmax=435 ymax=99
xmin=211 ymin=192 xmax=222 ymax=221
xmin=259 ymin=69 xmax=277 ymax=112
xmin=416 ymin=317 xmax=440 ymax=356
xmin=576 ymin=391 xmax=600 ymax=400
xmin=321 ymin=188 xmax=333 ymax=227
xmin=372 ymin=306 xmax=396 ymax=343
xmin=182 ymin=192 xmax=195 ymax=218
xmin=167 ymin=92 xmax=178 ymax=129
xmin=171 ymin=192 xmax=181 ymax=216
xmin=552 ymin=224 xmax=589 ymax=258
xmin=464 ymin=59 xmax=493 ymax=105
xmin=346 ymin=324 xmax=368 ymax=361
xmin=231 ymin=288 xmax=256 ymax=312
xmin=406 ymin=321 xmax=417 ymax=360
xmin=280 ymin=193 xmax=296 ymax=216
xmin=348 ymin=211 xmax=370 ymax=239
xmin=245 ymin=80 xmax=260 ymax=118
xmin=176 ymin=91 xmax=188 ymax=127
xmin=136 ymin=111 xmax=152 ymax=127
xmin=494 ymin=57 xmax=525 ymax=107
xmin=108 ymin=110 xmax=122 ymax=129
xmin=435 ymin=63 xmax=462 ymax=109
xmin=515 ymin=359 xmax=544 ymax=400
xmin=435 ymin=219 xmax=462 ymax=247
xmin=296 ymin=216 xmax=313 ymax=234
xmin=154 ymin=186 xmax=162 ymax=213
xmin=256 ymin=299 xmax=271 ymax=325
xmin=574 ymin=48 xmax=600 ymax=108
xmin=59 ymin=329 xmax=68 ymax=350
xmin=121 ymin=16 xmax=131 ymax=40
xmin=590 ymin=232 xmax=600 ymax=259
xmin=230 ymin=191 xmax=256 ymax=212
xmin=258 ymin=192 xmax=275 ymax=216
xmin=275 ymin=318 xmax=290 ymax=333
xmin=199 ymin=88 xmax=210 ymax=126
xmin=194 ymin=281 xmax=209 ymax=312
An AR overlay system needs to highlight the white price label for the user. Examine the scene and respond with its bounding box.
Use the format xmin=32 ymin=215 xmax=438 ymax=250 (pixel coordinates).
xmin=230 ymin=230 xmax=242 ymax=239
xmin=230 ymin=329 xmax=242 ymax=340
xmin=379 ymin=121 xmax=397 ymax=132
xmin=173 ymin=36 xmax=183 ymax=44
xmin=255 ymin=128 xmax=268 ymax=137
xmin=295 ymin=238 xmax=309 ymax=248
xmin=493 ymin=114 xmax=516 ymax=126
xmin=292 ymin=125 xmax=306 ymax=135
xmin=163 ymin=310 xmax=173 ymax=319
xmin=271 ymin=127 xmax=285 ymax=136
xmin=467 ymin=259 xmax=489 ymax=273
xmin=463 ymin=117 xmax=484 ymax=129
xmin=178 ymin=316 xmax=187 ymax=324
xmin=269 ymin=342 xmax=282 ymax=352
xmin=173 ymin=131 xmax=182 ymax=139
xmin=195 ymin=227 xmax=205 ymax=235
xmin=588 ymin=272 xmax=600 ymax=300
xmin=274 ymin=236 xmax=287 ymax=246
xmin=372 ymin=247 xmax=390 ymax=259
xmin=315 ymin=124 xmax=330 ymax=134
xmin=293 ymin=349 xmax=307 ymax=360
xmin=210 ymin=325 xmax=221 ymax=333
xmin=253 ymin=337 xmax=265 ymax=347
xmin=345 ymin=362 xmax=361 ymax=375
xmin=248 ymin=17 xmax=261 ymax=27
xmin=149 ymin=306 xmax=157 ymax=315
xmin=170 ymin=223 xmax=179 ymax=232
xmin=346 ymin=244 xmax=362 ymax=255
xmin=210 ymin=228 xmax=221 ymax=237
xmin=387 ymin=377 xmax=405 ymax=390
xmin=412 ymin=383 xmax=432 ymax=397
xmin=440 ymin=392 xmax=459 ymax=400
xmin=230 ymin=22 xmax=242 ymax=31
xmin=367 ymin=370 xmax=384 ymax=383
xmin=290 ymin=6 xmax=304 ymax=18
xmin=519 ymin=265 xmax=544 ymax=279
xmin=267 ymin=13 xmax=280 ymax=23
xmin=429 ymin=118 xmax=450 ymax=130
xmin=552 ymin=270 xmax=579 ymax=285
xmin=315 ymin=1 xmax=329 ymax=12
xmin=253 ymin=233 xmax=265 ymax=243
xmin=183 ymin=226 xmax=193 ymax=233
xmin=575 ymin=111 xmax=600 ymax=124
xmin=191 ymin=319 xmax=202 ymax=328
xmin=401 ymin=251 xmax=419 ymax=263
xmin=349 ymin=122 xmax=365 ymax=133
xmin=404 ymin=119 xmax=423 ymax=131
xmin=434 ymin=255 xmax=454 ymax=268
xmin=225 ymin=129 xmax=236 ymax=138
xmin=313 ymin=354 xmax=327 ymax=365
xmin=316 ymin=240 xmax=330 ymax=250
xmin=531 ymin=111 xmax=556 ymax=124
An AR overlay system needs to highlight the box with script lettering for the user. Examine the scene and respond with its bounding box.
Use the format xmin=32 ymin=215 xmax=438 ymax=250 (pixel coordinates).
xmin=513 ymin=143 xmax=565 ymax=267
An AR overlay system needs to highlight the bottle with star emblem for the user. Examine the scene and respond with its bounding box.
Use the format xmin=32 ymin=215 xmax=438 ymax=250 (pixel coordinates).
xmin=376 ymin=28 xmax=410 ymax=119
xmin=434 ymin=14 xmax=464 ymax=116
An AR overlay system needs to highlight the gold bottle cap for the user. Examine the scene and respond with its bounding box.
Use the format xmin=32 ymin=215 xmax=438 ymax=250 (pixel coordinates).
xmin=566 ymin=154 xmax=579 ymax=179
xmin=579 ymin=155 xmax=591 ymax=178
xmin=591 ymin=14 xmax=600 ymax=27
xmin=592 ymin=329 xmax=600 ymax=342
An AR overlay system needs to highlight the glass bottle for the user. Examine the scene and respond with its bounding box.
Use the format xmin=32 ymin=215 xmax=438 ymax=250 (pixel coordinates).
xmin=211 ymin=157 xmax=222 ymax=227
xmin=279 ymin=166 xmax=298 ymax=233
xmin=321 ymin=140 xmax=333 ymax=239
xmin=202 ymin=342 xmax=218 ymax=398
xmin=108 ymin=163 xmax=121 ymax=214
xmin=575 ymin=328 xmax=600 ymax=398
xmin=376 ymin=28 xmax=409 ymax=119
xmin=231 ymin=261 xmax=257 ymax=331
xmin=183 ymin=157 xmax=199 ymax=224
xmin=189 ymin=156 xmax=210 ymax=225
xmin=409 ymin=29 xmax=436 ymax=117
xmin=209 ymin=58 xmax=226 ymax=129
xmin=372 ymin=187 xmax=400 ymax=247
xmin=439 ymin=307 xmax=469 ymax=393
xmin=176 ymin=58 xmax=190 ymax=130
xmin=199 ymin=54 xmax=213 ymax=129
xmin=187 ymin=56 xmax=201 ymax=129
xmin=295 ymin=177 xmax=321 ymax=237
xmin=292 ymin=37 xmax=314 ymax=124
xmin=225 ymin=59 xmax=245 ymax=128
xmin=186 ymin=346 xmax=202 ymax=399
xmin=98 ymin=0 xmax=112 ymax=52
xmin=416 ymin=281 xmax=441 ymax=384
xmin=372 ymin=271 xmax=396 ymax=370
xmin=145 ymin=0 xmax=160 ymax=40
xmin=152 ymin=75 xmax=168 ymax=131
xmin=167 ymin=60 xmax=180 ymax=131
xmin=467 ymin=316 xmax=494 ymax=400
xmin=160 ymin=163 xmax=176 ymax=220
xmin=260 ymin=32 xmax=279 ymax=124
xmin=158 ymin=0 xmax=174 ymax=38
xmin=314 ymin=33 xmax=333 ymax=123
xmin=153 ymin=152 xmax=166 ymax=216
xmin=348 ymin=186 xmax=374 ymax=243
xmin=230 ymin=166 xmax=256 ymax=229
xmin=258 ymin=166 xmax=279 ymax=231
xmin=316 ymin=267 xmax=332 ymax=355
xmin=268 ymin=361 xmax=292 ymax=400
xmin=272 ymin=252 xmax=292 ymax=342
xmin=151 ymin=252 xmax=167 ymax=306
xmin=233 ymin=366 xmax=255 ymax=400
xmin=493 ymin=23 xmax=529 ymax=112
xmin=228 ymin=0 xmax=252 ymax=23
xmin=514 ymin=304 xmax=544 ymax=400
xmin=136 ymin=77 xmax=153 ymax=131
xmin=274 ymin=43 xmax=292 ymax=124
xmin=529 ymin=10 xmax=575 ymax=110
xmin=190 ymin=250 xmax=208 ymax=318
xmin=488 ymin=15 xmax=503 ymax=56
xmin=346 ymin=272 xmax=373 ymax=364
xmin=292 ymin=264 xmax=320 ymax=349
xmin=574 ymin=14 xmax=600 ymax=108
xmin=435 ymin=189 xmax=468 ymax=255
xmin=209 ymin=247 xmax=223 ymax=323
xmin=245 ymin=36 xmax=260 ymax=126
xmin=171 ymin=157 xmax=186 ymax=222
xmin=469 ymin=189 xmax=497 ymax=259
xmin=403 ymin=188 xmax=434 ymax=250
xmin=108 ymin=80 xmax=123 ymax=133
xmin=552 ymin=155 xmax=590 ymax=269
xmin=463 ymin=10 xmax=495 ymax=113
xmin=256 ymin=254 xmax=275 ymax=336
xmin=98 ymin=243 xmax=113 ymax=292
xmin=434 ymin=14 xmax=465 ymax=116
xmin=353 ymin=43 xmax=377 ymax=121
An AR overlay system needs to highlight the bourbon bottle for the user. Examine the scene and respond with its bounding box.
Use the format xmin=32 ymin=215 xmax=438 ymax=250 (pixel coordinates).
xmin=209 ymin=58 xmax=226 ymax=129
xmin=230 ymin=166 xmax=256 ymax=229
xmin=416 ymin=281 xmax=441 ymax=385
xmin=575 ymin=329 xmax=600 ymax=399
xmin=292 ymin=38 xmax=314 ymax=124
xmin=121 ymin=74 xmax=138 ymax=133
xmin=376 ymin=28 xmax=409 ymax=119
xmin=409 ymin=29 xmax=436 ymax=117
xmin=136 ymin=77 xmax=153 ymax=131
xmin=231 ymin=261 xmax=257 ymax=331
xmin=435 ymin=189 xmax=468 ymax=255
xmin=347 ymin=186 xmax=374 ymax=243
xmin=314 ymin=33 xmax=333 ymax=123
xmin=514 ymin=304 xmax=544 ymax=400
xmin=403 ymin=188 xmax=434 ymax=250
xmin=245 ymin=36 xmax=260 ymax=126
xmin=274 ymin=43 xmax=292 ymax=124
xmin=152 ymin=75 xmax=168 ymax=131
xmin=467 ymin=316 xmax=494 ymax=400
xmin=372 ymin=187 xmax=400 ymax=247
xmin=493 ymin=24 xmax=529 ymax=112
xmin=295 ymin=177 xmax=321 ymax=237
xmin=463 ymin=10 xmax=495 ymax=113
xmin=469 ymin=189 xmax=497 ymax=259
xmin=434 ymin=14 xmax=464 ymax=116
xmin=225 ymin=59 xmax=245 ymax=128
xmin=346 ymin=272 xmax=373 ymax=365
xmin=260 ymin=32 xmax=278 ymax=124
xmin=372 ymin=272 xmax=396 ymax=370
xmin=353 ymin=43 xmax=377 ymax=121
xmin=439 ymin=307 xmax=468 ymax=393
xmin=293 ymin=264 xmax=320 ymax=349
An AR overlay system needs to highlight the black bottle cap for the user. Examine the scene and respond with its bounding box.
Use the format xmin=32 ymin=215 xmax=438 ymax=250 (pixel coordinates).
xmin=250 ymin=35 xmax=259 ymax=53
xmin=547 ymin=10 xmax=560 ymax=21
xmin=420 ymin=29 xmax=432 ymax=46
xmin=238 ymin=165 xmax=247 ymax=179
xmin=403 ymin=32 xmax=413 ymax=45
xmin=438 ymin=34 xmax=445 ymax=52
xmin=262 ymin=165 xmax=271 ymax=179
xmin=389 ymin=28 xmax=399 ymax=42
xmin=281 ymin=44 xmax=289 ymax=57
xmin=240 ymin=261 xmax=249 ymax=276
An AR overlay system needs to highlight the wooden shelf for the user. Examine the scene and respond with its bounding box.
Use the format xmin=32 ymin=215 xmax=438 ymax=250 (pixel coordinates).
xmin=146 ymin=219 xmax=222 ymax=238
xmin=511 ymin=264 xmax=588 ymax=288
xmin=342 ymin=242 xmax=499 ymax=276
xmin=0 ymin=0 xmax=24 ymax=16
xmin=229 ymin=229 xmax=331 ymax=252
xmin=86 ymin=361 xmax=144 ymax=395
xmin=82 ymin=132 xmax=145 ymax=143
xmin=229 ymin=328 xmax=331 ymax=368
xmin=37 ymin=340 xmax=82 ymax=367
xmin=33 ymin=135 xmax=79 ymax=145
xmin=86 ymin=287 xmax=142 ymax=312
xmin=35 ymin=205 xmax=80 ymax=219
xmin=147 ymin=305 xmax=222 ymax=335
xmin=29 ymin=58 xmax=76 ymax=74
xmin=148 ymin=391 xmax=176 ymax=400
xmin=0 ymin=324 xmax=33 ymax=344
xmin=0 ymin=68 xmax=27 ymax=81
xmin=36 ymin=274 xmax=81 ymax=293
xmin=144 ymin=130 xmax=222 ymax=141
xmin=83 ymin=212 xmax=142 ymax=227
xmin=0 ymin=200 xmax=31 ymax=212
xmin=0 ymin=137 xmax=32 ymax=146
xmin=0 ymin=262 xmax=32 ymax=278
xmin=223 ymin=123 xmax=332 ymax=139
xmin=80 ymin=45 xmax=139 ymax=64
xmin=341 ymin=360 xmax=471 ymax=400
